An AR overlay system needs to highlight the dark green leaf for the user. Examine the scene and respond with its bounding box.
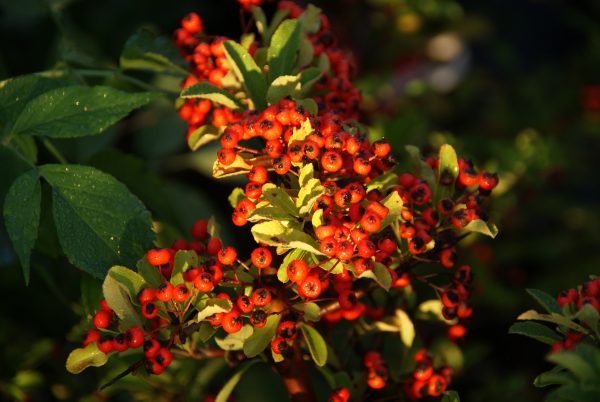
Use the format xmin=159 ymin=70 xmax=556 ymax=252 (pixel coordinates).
xmin=298 ymin=67 xmax=322 ymax=95
xmin=215 ymin=360 xmax=260 ymax=402
xmin=293 ymin=302 xmax=320 ymax=322
xmin=575 ymin=304 xmax=600 ymax=335
xmin=181 ymin=82 xmax=244 ymax=110
xmin=170 ymin=250 xmax=198 ymax=286
xmin=517 ymin=310 xmax=588 ymax=333
xmin=508 ymin=321 xmax=562 ymax=345
xmin=120 ymin=29 xmax=187 ymax=74
xmin=534 ymin=367 xmax=572 ymax=388
xmin=365 ymin=171 xmax=398 ymax=193
xmin=261 ymin=183 xmax=298 ymax=216
xmin=243 ymin=314 xmax=281 ymax=357
xmin=137 ymin=258 xmax=161 ymax=288
xmin=102 ymin=272 xmax=142 ymax=327
xmin=251 ymin=6 xmax=267 ymax=36
xmin=301 ymin=324 xmax=327 ymax=367
xmin=39 ymin=164 xmax=154 ymax=278
xmin=441 ymin=390 xmax=461 ymax=402
xmin=0 ymin=74 xmax=73 ymax=136
xmin=405 ymin=145 xmax=436 ymax=188
xmin=12 ymin=86 xmax=159 ymax=138
xmin=359 ymin=262 xmax=392 ymax=291
xmin=547 ymin=351 xmax=595 ymax=380
xmin=297 ymin=4 xmax=322 ymax=34
xmin=527 ymin=288 xmax=563 ymax=314
xmin=65 ymin=343 xmax=109 ymax=374
xmin=267 ymin=19 xmax=301 ymax=83
xmin=266 ymin=75 xmax=300 ymax=105
xmin=223 ymin=41 xmax=267 ymax=110
xmin=81 ymin=274 xmax=103 ymax=318
xmin=3 ymin=169 xmax=41 ymax=284
xmin=196 ymin=298 xmax=233 ymax=322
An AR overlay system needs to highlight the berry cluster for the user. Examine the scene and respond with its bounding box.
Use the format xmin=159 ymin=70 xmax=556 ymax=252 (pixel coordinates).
xmin=404 ymin=350 xmax=453 ymax=400
xmin=551 ymin=277 xmax=600 ymax=353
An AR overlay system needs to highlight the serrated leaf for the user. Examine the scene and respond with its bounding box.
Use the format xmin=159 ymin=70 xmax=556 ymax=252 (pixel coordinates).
xmin=3 ymin=169 xmax=41 ymax=284
xmin=266 ymin=75 xmax=301 ymax=105
xmin=243 ymin=314 xmax=281 ymax=357
xmin=11 ymin=86 xmax=159 ymax=138
xmin=102 ymin=272 xmax=142 ymax=327
xmin=508 ymin=321 xmax=562 ymax=345
xmin=301 ymin=324 xmax=327 ymax=367
xmin=438 ymin=144 xmax=459 ymax=185
xmin=359 ymin=262 xmax=392 ymax=291
xmin=463 ymin=219 xmax=499 ymax=238
xmin=215 ymin=360 xmax=260 ymax=402
xmin=251 ymin=220 xmax=323 ymax=255
xmin=120 ymin=29 xmax=187 ymax=74
xmin=517 ymin=310 xmax=588 ymax=333
xmin=379 ymin=191 xmax=403 ymax=230
xmin=0 ymin=74 xmax=73 ymax=135
xmin=180 ymin=82 xmax=244 ymax=110
xmin=215 ymin=325 xmax=254 ymax=351
xmin=293 ymin=302 xmax=320 ymax=322
xmin=527 ymin=288 xmax=563 ymax=314
xmin=107 ymin=266 xmax=146 ymax=299
xmin=196 ymin=298 xmax=233 ymax=322
xmin=171 ymin=250 xmax=198 ymax=286
xmin=441 ymin=390 xmax=461 ymax=402
xmin=395 ymin=309 xmax=415 ymax=347
xmin=39 ymin=164 xmax=154 ymax=278
xmin=228 ymin=188 xmax=246 ymax=208
xmin=262 ymin=183 xmax=298 ymax=216
xmin=223 ymin=41 xmax=267 ymax=110
xmin=267 ymin=19 xmax=301 ymax=83
xmin=65 ymin=343 xmax=109 ymax=374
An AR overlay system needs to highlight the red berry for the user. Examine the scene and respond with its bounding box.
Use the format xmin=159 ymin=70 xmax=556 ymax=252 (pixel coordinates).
xmin=194 ymin=272 xmax=215 ymax=293
xmin=218 ymin=246 xmax=237 ymax=265
xmin=252 ymin=288 xmax=272 ymax=307
xmin=191 ymin=219 xmax=209 ymax=240
xmin=155 ymin=348 xmax=173 ymax=368
xmin=93 ymin=310 xmax=111 ymax=329
xmin=236 ymin=295 xmax=255 ymax=314
xmin=360 ymin=212 xmax=381 ymax=233
xmin=141 ymin=302 xmax=159 ymax=319
xmin=173 ymin=283 xmax=190 ymax=303
xmin=147 ymin=249 xmax=171 ymax=266
xmin=126 ymin=326 xmax=145 ymax=348
xmin=271 ymin=337 xmax=290 ymax=355
xmin=277 ymin=321 xmax=298 ymax=339
xmin=144 ymin=338 xmax=160 ymax=359
xmin=251 ymin=247 xmax=272 ymax=269
xmin=156 ymin=282 xmax=174 ymax=302
xmin=206 ymin=237 xmax=222 ymax=256
xmin=222 ymin=310 xmax=243 ymax=334
xmin=287 ymin=259 xmax=309 ymax=284
xmin=181 ymin=12 xmax=203 ymax=34
xmin=247 ymin=166 xmax=268 ymax=184
xmin=97 ymin=335 xmax=114 ymax=354
xmin=112 ymin=333 xmax=129 ymax=353
xmin=298 ymin=276 xmax=322 ymax=299
xmin=83 ymin=329 xmax=100 ymax=346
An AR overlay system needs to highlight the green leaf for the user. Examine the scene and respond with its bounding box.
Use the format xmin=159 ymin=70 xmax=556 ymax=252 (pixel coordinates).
xmin=223 ymin=41 xmax=267 ymax=110
xmin=278 ymin=248 xmax=309 ymax=283
xmin=3 ymin=169 xmax=41 ymax=284
xmin=441 ymin=390 xmax=461 ymax=402
xmin=248 ymin=206 xmax=294 ymax=223
xmin=81 ymin=274 xmax=103 ymax=318
xmin=395 ymin=309 xmax=415 ymax=347
xmin=508 ymin=321 xmax=562 ymax=345
xmin=296 ymin=37 xmax=314 ymax=69
xmin=136 ymin=258 xmax=161 ymax=288
xmin=120 ymin=29 xmax=187 ymax=74
xmin=11 ymin=86 xmax=159 ymax=138
xmin=243 ymin=314 xmax=281 ymax=357
xmin=574 ymin=304 xmax=600 ymax=334
xmin=294 ymin=302 xmax=320 ymax=322
xmin=297 ymin=4 xmax=322 ymax=33
xmin=547 ymin=351 xmax=595 ymax=380
xmin=251 ymin=6 xmax=267 ymax=36
xmin=365 ymin=171 xmax=398 ymax=193
xmin=463 ymin=219 xmax=499 ymax=238
xmin=181 ymin=82 xmax=244 ymax=110
xmin=379 ymin=191 xmax=404 ymax=230
xmin=196 ymin=298 xmax=233 ymax=322
xmin=534 ymin=367 xmax=572 ymax=388
xmin=39 ymin=164 xmax=154 ymax=278
xmin=517 ymin=310 xmax=588 ymax=333
xmin=0 ymin=74 xmax=73 ymax=135
xmin=267 ymin=19 xmax=301 ymax=83
xmin=65 ymin=343 xmax=109 ymax=374
xmin=359 ymin=262 xmax=392 ymax=291
xmin=416 ymin=300 xmax=454 ymax=323
xmin=261 ymin=183 xmax=298 ymax=216
xmin=266 ymin=75 xmax=300 ymax=105
xmin=265 ymin=8 xmax=291 ymax=43
xmin=107 ymin=266 xmax=146 ymax=300
xmin=405 ymin=145 xmax=436 ymax=188
xmin=298 ymin=67 xmax=322 ymax=96
xmin=228 ymin=188 xmax=246 ymax=208
xmin=288 ymin=118 xmax=313 ymax=144
xmin=215 ymin=325 xmax=254 ymax=351
xmin=527 ymin=288 xmax=563 ymax=314
xmin=251 ymin=220 xmax=323 ymax=255
xmin=438 ymin=144 xmax=459 ymax=185
xmin=171 ymin=250 xmax=198 ymax=286
xmin=297 ymin=178 xmax=324 ymax=215
xmin=215 ymin=360 xmax=260 ymax=402
xmin=301 ymin=324 xmax=327 ymax=367
xmin=187 ymin=125 xmax=224 ymax=151
xmin=102 ymin=271 xmax=142 ymax=327
xmin=295 ymin=98 xmax=318 ymax=117
xmin=298 ymin=164 xmax=314 ymax=187
xmin=311 ymin=208 xmax=324 ymax=228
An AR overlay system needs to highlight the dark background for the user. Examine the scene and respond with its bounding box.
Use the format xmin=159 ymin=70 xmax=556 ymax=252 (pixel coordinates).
xmin=1 ymin=0 xmax=599 ymax=401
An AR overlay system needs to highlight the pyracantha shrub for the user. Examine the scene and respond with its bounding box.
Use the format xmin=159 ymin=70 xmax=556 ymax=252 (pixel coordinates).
xmin=510 ymin=278 xmax=600 ymax=402
xmin=67 ymin=1 xmax=499 ymax=401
